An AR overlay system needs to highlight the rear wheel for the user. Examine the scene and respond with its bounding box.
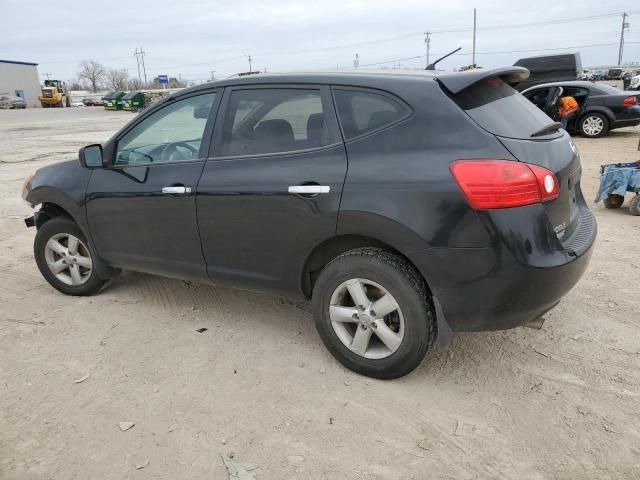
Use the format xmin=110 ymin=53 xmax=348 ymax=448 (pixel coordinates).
xmin=34 ymin=216 xmax=106 ymax=296
xmin=629 ymin=195 xmax=640 ymax=216
xmin=312 ymin=248 xmax=435 ymax=379
xmin=579 ymin=113 xmax=608 ymax=138
xmin=603 ymin=194 xmax=624 ymax=209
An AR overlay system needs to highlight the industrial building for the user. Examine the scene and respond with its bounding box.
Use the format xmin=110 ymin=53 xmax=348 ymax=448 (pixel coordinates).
xmin=0 ymin=59 xmax=41 ymax=108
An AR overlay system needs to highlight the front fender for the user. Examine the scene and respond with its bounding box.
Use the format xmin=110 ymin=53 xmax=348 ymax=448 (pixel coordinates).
xmin=25 ymin=159 xmax=92 ymax=233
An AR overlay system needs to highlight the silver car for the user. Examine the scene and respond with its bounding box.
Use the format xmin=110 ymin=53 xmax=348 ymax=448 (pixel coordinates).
xmin=0 ymin=95 xmax=27 ymax=109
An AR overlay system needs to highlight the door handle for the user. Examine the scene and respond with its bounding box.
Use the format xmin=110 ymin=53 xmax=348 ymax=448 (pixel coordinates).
xmin=288 ymin=185 xmax=330 ymax=195
xmin=162 ymin=186 xmax=192 ymax=195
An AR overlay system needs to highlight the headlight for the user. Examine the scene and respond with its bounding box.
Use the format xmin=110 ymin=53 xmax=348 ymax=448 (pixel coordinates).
xmin=21 ymin=173 xmax=34 ymax=203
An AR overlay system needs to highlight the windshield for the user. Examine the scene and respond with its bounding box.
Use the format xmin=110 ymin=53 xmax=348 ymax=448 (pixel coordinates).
xmin=452 ymin=77 xmax=561 ymax=139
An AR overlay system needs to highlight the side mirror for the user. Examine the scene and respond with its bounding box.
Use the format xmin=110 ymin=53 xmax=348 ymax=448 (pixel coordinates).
xmin=79 ymin=144 xmax=103 ymax=168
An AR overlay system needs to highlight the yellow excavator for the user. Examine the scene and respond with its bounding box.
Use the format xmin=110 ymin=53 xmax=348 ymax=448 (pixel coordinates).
xmin=38 ymin=80 xmax=70 ymax=108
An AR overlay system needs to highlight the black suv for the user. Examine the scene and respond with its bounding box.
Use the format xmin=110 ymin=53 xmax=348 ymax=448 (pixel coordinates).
xmin=22 ymin=68 xmax=596 ymax=378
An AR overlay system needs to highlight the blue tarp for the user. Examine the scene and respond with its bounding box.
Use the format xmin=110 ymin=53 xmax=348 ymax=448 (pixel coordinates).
xmin=595 ymin=163 xmax=640 ymax=202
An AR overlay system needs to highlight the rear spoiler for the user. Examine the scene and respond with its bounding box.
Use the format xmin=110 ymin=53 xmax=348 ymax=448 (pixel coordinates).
xmin=436 ymin=67 xmax=530 ymax=94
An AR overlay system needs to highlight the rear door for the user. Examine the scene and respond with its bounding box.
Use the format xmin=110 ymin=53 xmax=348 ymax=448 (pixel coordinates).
xmin=196 ymin=85 xmax=347 ymax=296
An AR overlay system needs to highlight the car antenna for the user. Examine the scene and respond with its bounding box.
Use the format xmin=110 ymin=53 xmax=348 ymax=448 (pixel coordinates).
xmin=426 ymin=47 xmax=462 ymax=71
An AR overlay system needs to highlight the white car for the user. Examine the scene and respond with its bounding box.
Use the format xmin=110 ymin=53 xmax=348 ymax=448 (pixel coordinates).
xmin=631 ymin=75 xmax=640 ymax=90
xmin=71 ymin=101 xmax=85 ymax=107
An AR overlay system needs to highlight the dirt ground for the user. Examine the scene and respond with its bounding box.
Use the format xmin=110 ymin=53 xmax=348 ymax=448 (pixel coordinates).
xmin=1 ymin=107 xmax=639 ymax=480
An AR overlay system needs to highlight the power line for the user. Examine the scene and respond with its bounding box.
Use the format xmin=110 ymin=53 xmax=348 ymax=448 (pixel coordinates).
xmin=359 ymin=41 xmax=640 ymax=67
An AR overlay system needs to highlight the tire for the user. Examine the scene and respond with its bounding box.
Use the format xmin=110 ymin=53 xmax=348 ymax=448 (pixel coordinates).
xmin=312 ymin=247 xmax=436 ymax=379
xmin=34 ymin=216 xmax=106 ymax=296
xmin=629 ymin=195 xmax=640 ymax=216
xmin=579 ymin=113 xmax=609 ymax=138
xmin=603 ymin=194 xmax=624 ymax=209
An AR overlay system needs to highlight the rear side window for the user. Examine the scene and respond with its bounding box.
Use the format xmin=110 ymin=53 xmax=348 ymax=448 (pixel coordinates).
xmin=453 ymin=77 xmax=560 ymax=139
xmin=333 ymin=89 xmax=408 ymax=140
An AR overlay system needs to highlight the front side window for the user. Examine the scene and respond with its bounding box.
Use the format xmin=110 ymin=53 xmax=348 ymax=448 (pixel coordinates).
xmin=333 ymin=89 xmax=408 ymax=140
xmin=115 ymin=93 xmax=216 ymax=166
xmin=219 ymin=89 xmax=331 ymax=156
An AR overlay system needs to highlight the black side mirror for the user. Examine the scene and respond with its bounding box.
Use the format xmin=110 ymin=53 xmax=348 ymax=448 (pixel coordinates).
xmin=79 ymin=144 xmax=103 ymax=168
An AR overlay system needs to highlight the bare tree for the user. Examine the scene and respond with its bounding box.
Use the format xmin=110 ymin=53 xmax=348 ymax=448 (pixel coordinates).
xmin=107 ymin=68 xmax=129 ymax=90
xmin=128 ymin=77 xmax=143 ymax=90
xmin=77 ymin=60 xmax=107 ymax=93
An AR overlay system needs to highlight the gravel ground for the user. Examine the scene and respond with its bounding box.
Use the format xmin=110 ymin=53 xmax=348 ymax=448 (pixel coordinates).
xmin=1 ymin=107 xmax=639 ymax=479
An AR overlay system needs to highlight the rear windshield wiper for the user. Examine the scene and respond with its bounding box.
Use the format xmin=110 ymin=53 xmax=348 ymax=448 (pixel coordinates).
xmin=530 ymin=122 xmax=562 ymax=138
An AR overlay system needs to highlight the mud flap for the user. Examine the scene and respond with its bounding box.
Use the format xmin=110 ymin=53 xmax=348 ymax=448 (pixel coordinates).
xmin=432 ymin=296 xmax=454 ymax=347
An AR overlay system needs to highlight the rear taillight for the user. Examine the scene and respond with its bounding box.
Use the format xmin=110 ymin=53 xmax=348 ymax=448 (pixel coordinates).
xmin=622 ymin=96 xmax=638 ymax=106
xmin=450 ymin=159 xmax=560 ymax=210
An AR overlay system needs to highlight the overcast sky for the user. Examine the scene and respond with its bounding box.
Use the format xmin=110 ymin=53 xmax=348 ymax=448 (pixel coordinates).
xmin=2 ymin=0 xmax=638 ymax=84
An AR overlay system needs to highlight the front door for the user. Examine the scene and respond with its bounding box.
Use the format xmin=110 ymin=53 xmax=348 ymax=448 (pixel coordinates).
xmin=197 ymin=86 xmax=348 ymax=296
xmin=86 ymin=91 xmax=218 ymax=280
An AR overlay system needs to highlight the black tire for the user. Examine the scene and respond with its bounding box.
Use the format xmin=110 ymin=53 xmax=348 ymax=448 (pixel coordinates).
xmin=603 ymin=194 xmax=624 ymax=209
xmin=629 ymin=195 xmax=640 ymax=216
xmin=312 ymin=247 xmax=436 ymax=379
xmin=579 ymin=112 xmax=609 ymax=138
xmin=34 ymin=216 xmax=106 ymax=296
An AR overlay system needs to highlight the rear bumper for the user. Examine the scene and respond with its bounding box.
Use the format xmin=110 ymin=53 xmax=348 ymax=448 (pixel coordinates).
xmin=408 ymin=202 xmax=596 ymax=332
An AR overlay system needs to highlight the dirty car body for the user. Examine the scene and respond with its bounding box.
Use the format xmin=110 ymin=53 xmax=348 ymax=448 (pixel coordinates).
xmin=23 ymin=68 xmax=596 ymax=378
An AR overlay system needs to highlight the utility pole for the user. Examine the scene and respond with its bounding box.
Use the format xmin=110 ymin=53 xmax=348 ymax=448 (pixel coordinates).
xmin=618 ymin=12 xmax=629 ymax=65
xmin=134 ymin=49 xmax=142 ymax=85
xmin=43 ymin=72 xmax=51 ymax=80
xmin=134 ymin=48 xmax=147 ymax=87
xmin=472 ymin=8 xmax=477 ymax=67
xmin=210 ymin=71 xmax=216 ymax=81
xmin=424 ymin=32 xmax=431 ymax=69
xmin=353 ymin=53 xmax=359 ymax=69
xmin=247 ymin=55 xmax=252 ymax=72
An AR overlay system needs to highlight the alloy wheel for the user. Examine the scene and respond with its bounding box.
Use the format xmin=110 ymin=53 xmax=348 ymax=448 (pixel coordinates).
xmin=329 ymin=278 xmax=405 ymax=359
xmin=582 ymin=115 xmax=604 ymax=136
xmin=43 ymin=233 xmax=93 ymax=286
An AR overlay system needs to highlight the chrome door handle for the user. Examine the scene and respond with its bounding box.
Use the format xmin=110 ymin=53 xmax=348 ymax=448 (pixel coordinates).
xmin=288 ymin=185 xmax=330 ymax=194
xmin=162 ymin=186 xmax=191 ymax=194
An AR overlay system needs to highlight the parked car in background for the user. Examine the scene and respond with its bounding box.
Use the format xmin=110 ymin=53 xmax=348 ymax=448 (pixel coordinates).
xmin=71 ymin=101 xmax=85 ymax=107
xmin=607 ymin=68 xmax=624 ymax=80
xmin=0 ymin=95 xmax=27 ymax=109
xmin=631 ymin=74 xmax=640 ymax=91
xmin=513 ymin=53 xmax=581 ymax=91
xmin=522 ymin=81 xmax=640 ymax=137
xmin=593 ymin=69 xmax=607 ymax=81
xmin=580 ymin=69 xmax=594 ymax=81
xmin=82 ymin=98 xmax=104 ymax=107
xmin=22 ymin=67 xmax=596 ymax=378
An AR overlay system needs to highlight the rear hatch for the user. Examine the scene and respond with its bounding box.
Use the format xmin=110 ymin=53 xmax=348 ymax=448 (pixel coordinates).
xmin=443 ymin=75 xmax=582 ymax=243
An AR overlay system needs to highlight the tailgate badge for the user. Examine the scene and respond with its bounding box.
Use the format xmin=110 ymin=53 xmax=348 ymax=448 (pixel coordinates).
xmin=554 ymin=222 xmax=567 ymax=239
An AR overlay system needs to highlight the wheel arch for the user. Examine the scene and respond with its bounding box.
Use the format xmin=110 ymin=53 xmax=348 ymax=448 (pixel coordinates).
xmin=580 ymin=106 xmax=615 ymax=125
xmin=300 ymin=234 xmax=433 ymax=299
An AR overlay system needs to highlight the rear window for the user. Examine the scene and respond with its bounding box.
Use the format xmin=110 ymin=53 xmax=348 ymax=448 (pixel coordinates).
xmin=333 ymin=89 xmax=409 ymax=140
xmin=453 ymin=77 xmax=560 ymax=139
xmin=591 ymin=84 xmax=623 ymax=95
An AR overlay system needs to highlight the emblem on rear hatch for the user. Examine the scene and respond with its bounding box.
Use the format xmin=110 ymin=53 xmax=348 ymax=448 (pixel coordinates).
xmin=554 ymin=222 xmax=567 ymax=239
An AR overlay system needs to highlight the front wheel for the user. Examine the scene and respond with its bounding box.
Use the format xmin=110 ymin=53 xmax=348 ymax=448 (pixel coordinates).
xmin=579 ymin=113 xmax=609 ymax=138
xmin=34 ymin=216 xmax=106 ymax=296
xmin=312 ymin=248 xmax=436 ymax=379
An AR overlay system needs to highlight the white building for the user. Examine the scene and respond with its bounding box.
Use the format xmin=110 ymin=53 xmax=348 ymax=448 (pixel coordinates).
xmin=0 ymin=59 xmax=41 ymax=107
